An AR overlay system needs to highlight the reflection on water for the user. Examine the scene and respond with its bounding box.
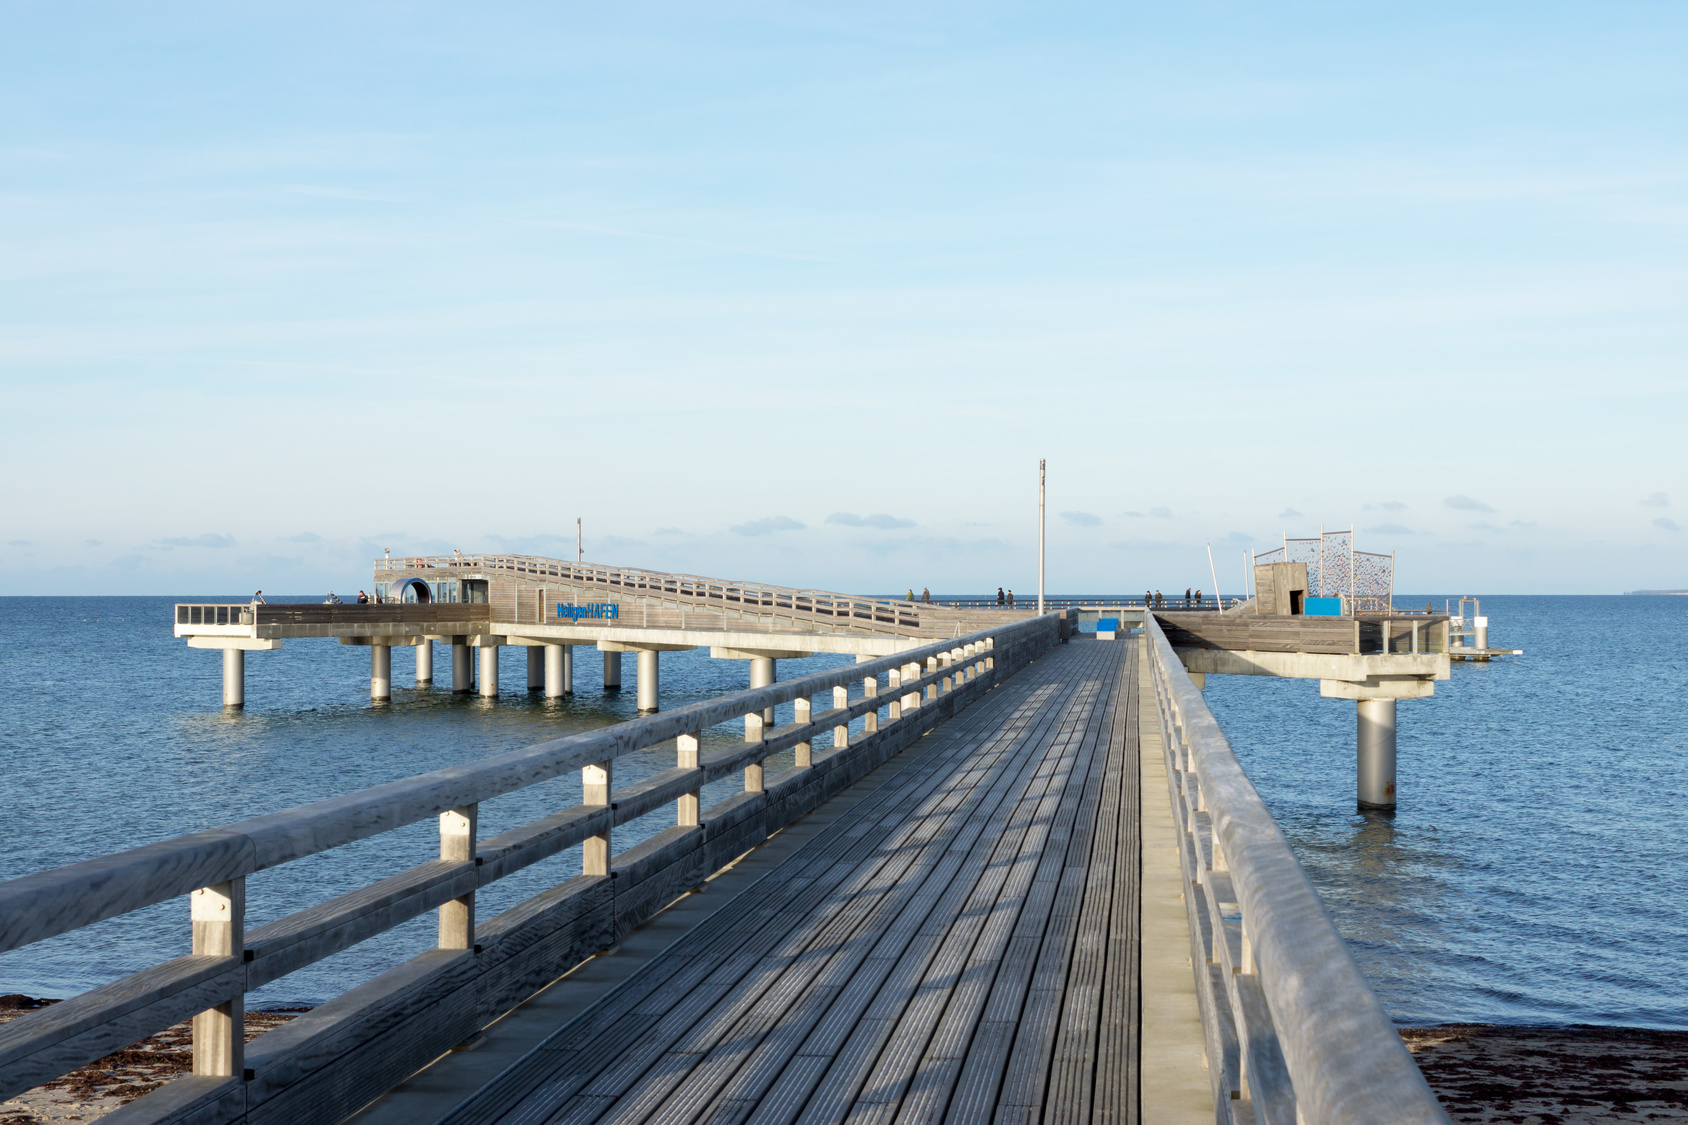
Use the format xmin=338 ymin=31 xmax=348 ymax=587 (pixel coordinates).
xmin=1203 ymin=595 xmax=1688 ymax=1029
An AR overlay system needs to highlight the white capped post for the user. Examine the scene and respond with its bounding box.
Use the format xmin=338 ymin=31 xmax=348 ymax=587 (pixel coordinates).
xmin=221 ymin=648 xmax=244 ymax=709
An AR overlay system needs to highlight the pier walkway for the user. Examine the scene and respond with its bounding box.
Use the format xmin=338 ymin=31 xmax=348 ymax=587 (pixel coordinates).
xmin=437 ymin=634 xmax=1142 ymax=1125
xmin=0 ymin=611 xmax=1449 ymax=1124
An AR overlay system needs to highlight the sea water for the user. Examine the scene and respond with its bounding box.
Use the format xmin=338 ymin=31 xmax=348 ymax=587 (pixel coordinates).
xmin=0 ymin=594 xmax=1683 ymax=1027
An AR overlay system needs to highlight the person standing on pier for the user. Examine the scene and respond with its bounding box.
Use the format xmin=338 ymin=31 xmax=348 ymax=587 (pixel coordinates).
xmin=997 ymin=587 xmax=1005 ymax=606
xmin=1008 ymin=589 xmax=1015 ymax=607
xmin=1195 ymin=588 xmax=1202 ymax=608
xmin=1144 ymin=589 xmax=1151 ymax=608
xmin=922 ymin=587 xmax=930 ymax=603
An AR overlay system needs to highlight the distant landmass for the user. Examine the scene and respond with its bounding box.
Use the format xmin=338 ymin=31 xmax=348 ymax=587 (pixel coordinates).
xmin=1626 ymin=589 xmax=1688 ymax=595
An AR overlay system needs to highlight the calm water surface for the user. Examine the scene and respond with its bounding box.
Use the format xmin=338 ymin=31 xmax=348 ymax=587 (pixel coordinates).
xmin=1 ymin=594 xmax=1683 ymax=1027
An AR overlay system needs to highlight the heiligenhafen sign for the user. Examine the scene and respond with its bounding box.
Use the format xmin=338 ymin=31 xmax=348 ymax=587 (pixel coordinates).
xmin=556 ymin=602 xmax=620 ymax=621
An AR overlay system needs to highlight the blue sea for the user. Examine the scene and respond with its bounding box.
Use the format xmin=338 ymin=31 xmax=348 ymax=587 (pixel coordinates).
xmin=0 ymin=594 xmax=1684 ymax=1029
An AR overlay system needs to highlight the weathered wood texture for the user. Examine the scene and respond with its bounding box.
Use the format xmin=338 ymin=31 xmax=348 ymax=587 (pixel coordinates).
xmin=3 ymin=621 xmax=1059 ymax=1125
xmin=435 ymin=637 xmax=1143 ymax=1125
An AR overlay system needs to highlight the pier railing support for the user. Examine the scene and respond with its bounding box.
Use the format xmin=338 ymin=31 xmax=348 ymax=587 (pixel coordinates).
xmin=190 ymin=878 xmax=245 ymax=1078
xmin=438 ymin=806 xmax=476 ymax=949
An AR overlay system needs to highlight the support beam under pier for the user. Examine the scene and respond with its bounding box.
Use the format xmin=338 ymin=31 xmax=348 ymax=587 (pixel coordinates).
xmin=636 ymin=649 xmax=660 ymax=712
xmin=452 ymin=639 xmax=471 ymax=694
xmin=371 ymin=644 xmax=391 ymax=702
xmin=749 ymin=656 xmax=775 ymax=727
xmin=479 ymin=644 xmax=500 ymax=698
xmin=1357 ymin=698 xmax=1397 ymax=810
xmin=603 ymin=650 xmax=622 ymax=692
xmin=527 ymin=647 xmax=543 ymax=692
xmin=415 ymin=640 xmax=432 ymax=685
xmin=544 ymin=644 xmax=572 ymax=698
xmin=222 ymin=649 xmax=243 ymax=709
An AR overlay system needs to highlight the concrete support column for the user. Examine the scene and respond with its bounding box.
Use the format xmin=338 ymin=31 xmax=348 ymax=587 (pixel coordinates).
xmin=1474 ymin=616 xmax=1489 ymax=651
xmin=221 ymin=648 xmax=244 ymax=709
xmin=544 ymin=644 xmax=570 ymax=698
xmin=603 ymin=650 xmax=622 ymax=692
xmin=415 ymin=640 xmax=433 ymax=685
xmin=749 ymin=657 xmax=776 ymax=727
xmin=1357 ymin=698 xmax=1398 ymax=810
xmin=636 ymin=649 xmax=660 ymax=712
xmin=478 ymin=644 xmax=499 ymax=698
xmin=527 ymin=647 xmax=544 ymax=691
xmin=371 ymin=644 xmax=391 ymax=701
xmin=451 ymin=638 xmax=471 ymax=694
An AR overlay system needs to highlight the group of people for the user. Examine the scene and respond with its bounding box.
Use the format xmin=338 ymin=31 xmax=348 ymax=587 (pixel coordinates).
xmin=1141 ymin=588 xmax=1205 ymax=609
xmin=995 ymin=587 xmax=1016 ymax=606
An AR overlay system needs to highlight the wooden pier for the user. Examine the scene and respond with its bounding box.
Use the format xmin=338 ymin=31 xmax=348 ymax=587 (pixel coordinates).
xmin=3 ymin=595 xmax=1454 ymax=1123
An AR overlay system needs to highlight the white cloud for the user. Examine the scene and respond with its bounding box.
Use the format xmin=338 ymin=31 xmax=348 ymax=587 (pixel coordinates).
xmin=159 ymin=533 xmax=236 ymax=548
xmin=1365 ymin=523 xmax=1414 ymax=535
xmin=1059 ymin=511 xmax=1101 ymax=527
xmin=1641 ymin=492 xmax=1669 ymax=508
xmin=1150 ymin=507 xmax=1173 ymax=519
xmin=1444 ymin=495 xmax=1496 ymax=513
xmin=826 ymin=512 xmax=917 ymax=529
xmin=1654 ymin=517 xmax=1682 ymax=532
xmin=1278 ymin=508 xmax=1302 ymax=519
xmin=731 ymin=516 xmax=806 ymax=537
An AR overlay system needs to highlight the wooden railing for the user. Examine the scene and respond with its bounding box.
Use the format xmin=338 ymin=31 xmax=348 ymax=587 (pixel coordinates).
xmin=176 ymin=604 xmax=255 ymax=626
xmin=375 ymin=554 xmax=928 ymax=636
xmin=1143 ymin=615 xmax=1449 ymax=1124
xmin=0 ymin=615 xmax=1060 ymax=1125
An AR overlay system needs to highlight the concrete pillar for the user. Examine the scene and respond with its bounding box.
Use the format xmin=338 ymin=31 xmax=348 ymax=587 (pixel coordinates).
xmin=603 ymin=650 xmax=622 ymax=691
xmin=1474 ymin=616 xmax=1489 ymax=651
xmin=478 ymin=644 xmax=499 ymax=698
xmin=636 ymin=649 xmax=660 ymax=712
xmin=749 ymin=657 xmax=776 ymax=727
xmin=222 ymin=648 xmax=244 ymax=708
xmin=544 ymin=644 xmax=571 ymax=698
xmin=527 ymin=647 xmax=544 ymax=691
xmin=451 ymin=638 xmax=471 ymax=694
xmin=371 ymin=644 xmax=391 ymax=701
xmin=1357 ymin=698 xmax=1398 ymax=810
xmin=415 ymin=640 xmax=433 ymax=685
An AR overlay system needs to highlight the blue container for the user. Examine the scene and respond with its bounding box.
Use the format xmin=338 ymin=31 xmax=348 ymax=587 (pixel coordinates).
xmin=1303 ymin=597 xmax=1343 ymax=616
xmin=1095 ymin=617 xmax=1120 ymax=633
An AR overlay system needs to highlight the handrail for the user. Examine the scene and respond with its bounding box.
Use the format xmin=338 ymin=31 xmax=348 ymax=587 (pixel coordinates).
xmin=1142 ymin=614 xmax=1448 ymax=1123
xmin=0 ymin=614 xmax=1061 ymax=1122
xmin=374 ymin=554 xmax=927 ymax=634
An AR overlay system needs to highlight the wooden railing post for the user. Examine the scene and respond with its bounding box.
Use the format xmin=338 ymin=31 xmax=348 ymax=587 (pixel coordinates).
xmin=677 ymin=733 xmax=701 ymax=825
xmin=832 ymin=685 xmax=849 ymax=750
xmin=887 ymin=668 xmax=902 ymax=722
xmin=582 ymin=765 xmax=611 ymax=875
xmin=743 ymin=704 xmax=765 ymax=793
xmin=985 ymin=637 xmax=995 ymax=671
xmin=940 ymin=651 xmax=954 ymax=693
xmin=439 ymin=805 xmax=477 ymax=949
xmin=926 ymin=656 xmax=939 ymax=701
xmin=862 ymin=676 xmax=878 ymax=735
xmin=793 ymin=699 xmax=812 ymax=767
xmin=190 ymin=878 xmax=245 ymax=1078
xmin=902 ymin=662 xmax=921 ymax=714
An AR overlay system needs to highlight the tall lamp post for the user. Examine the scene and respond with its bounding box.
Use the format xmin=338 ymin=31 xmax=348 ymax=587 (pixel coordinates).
xmin=1037 ymin=459 xmax=1046 ymax=616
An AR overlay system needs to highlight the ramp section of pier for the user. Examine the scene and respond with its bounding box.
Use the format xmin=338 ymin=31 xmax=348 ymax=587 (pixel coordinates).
xmin=445 ymin=638 xmax=1141 ymax=1125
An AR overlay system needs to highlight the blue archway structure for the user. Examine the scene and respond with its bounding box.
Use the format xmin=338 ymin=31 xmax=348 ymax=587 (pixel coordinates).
xmin=392 ymin=577 xmax=432 ymax=603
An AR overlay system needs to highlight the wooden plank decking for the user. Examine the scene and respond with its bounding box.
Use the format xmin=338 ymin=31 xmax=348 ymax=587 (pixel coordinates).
xmin=444 ymin=637 xmax=1141 ymax=1125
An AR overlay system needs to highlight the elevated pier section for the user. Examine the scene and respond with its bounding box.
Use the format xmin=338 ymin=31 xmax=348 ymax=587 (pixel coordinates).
xmin=177 ymin=557 xmax=1051 ymax=711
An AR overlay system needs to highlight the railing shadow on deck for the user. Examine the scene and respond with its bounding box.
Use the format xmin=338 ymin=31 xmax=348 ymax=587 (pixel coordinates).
xmin=0 ymin=617 xmax=1062 ymax=1125
xmin=1144 ymin=615 xmax=1449 ymax=1124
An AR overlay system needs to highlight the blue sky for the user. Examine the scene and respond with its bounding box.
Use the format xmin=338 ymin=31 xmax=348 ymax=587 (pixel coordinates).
xmin=2 ymin=3 xmax=1684 ymax=595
